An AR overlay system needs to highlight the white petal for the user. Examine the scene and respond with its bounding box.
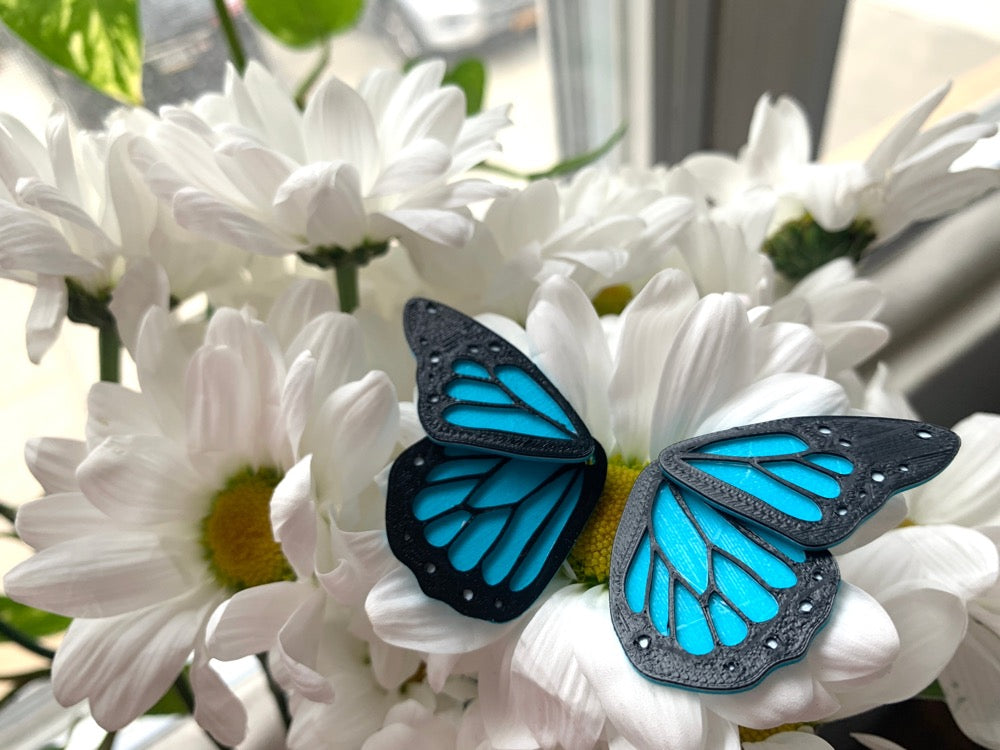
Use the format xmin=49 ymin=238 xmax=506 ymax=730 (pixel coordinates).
xmin=14 ymin=492 xmax=108 ymax=549
xmin=271 ymin=457 xmax=317 ymax=579
xmin=865 ymin=83 xmax=949 ymax=175
xmin=25 ymin=274 xmax=68 ymax=363
xmin=206 ymin=581 xmax=311 ymax=660
xmin=281 ymin=353 xmax=317 ymax=462
xmin=173 ymin=187 xmax=300 ymax=255
xmin=851 ymin=734 xmax=908 ymax=750
xmin=745 ymin=733 xmax=836 ymax=749
xmin=369 ymin=637 xmax=423 ymax=692
xmin=51 ymin=591 xmax=213 ymax=729
xmin=266 ymin=278 xmax=339 ymax=351
xmin=190 ymin=640 xmax=248 ymax=747
xmin=608 ymin=269 xmax=699 ymax=461
xmin=816 ymin=321 xmax=889 ymax=374
xmin=86 ymin=382 xmax=159 ymax=447
xmin=787 ymin=163 xmax=868 ymax=232
xmin=366 ymin=566 xmax=514 ymax=653
xmin=706 ymin=659 xmax=837 ymax=728
xmin=213 ymin=138 xmax=296 ymax=210
xmin=371 ymin=138 xmax=450 ymax=197
xmin=509 ymin=586 xmax=606 ymax=750
xmin=274 ymin=588 xmax=334 ymax=702
xmin=303 ymin=76 xmax=379 ymax=187
xmin=285 ymin=312 xmax=366 ymax=405
xmin=551 ymin=586 xmax=706 ymax=750
xmin=24 ymin=436 xmax=86 ymax=493
xmin=838 ymin=525 xmax=999 ymax=603
xmin=527 ymin=276 xmax=613 ymax=448
xmin=828 ymin=587 xmax=967 ymax=717
xmin=650 ymin=293 xmax=752 ymax=449
xmin=939 ymin=620 xmax=1000 ymax=749
xmin=4 ymin=532 xmax=201 ymax=617
xmin=109 ymin=258 xmax=170 ymax=355
xmin=908 ymin=413 xmax=1000 ymax=527
xmin=185 ymin=345 xmax=258 ymax=472
xmin=135 ymin=306 xmax=190 ymax=440
xmin=16 ymin=178 xmax=116 ymax=253
xmin=374 ymin=207 xmax=475 ymax=247
xmin=0 ymin=201 xmax=101 ymax=278
xmin=695 ymin=373 xmax=848 ymax=435
xmin=77 ymin=434 xmax=207 ymax=524
xmin=752 ymin=322 xmax=827 ymax=378
xmin=808 ymin=582 xmax=899 ymax=685
xmin=307 ymin=371 xmax=399 ymax=505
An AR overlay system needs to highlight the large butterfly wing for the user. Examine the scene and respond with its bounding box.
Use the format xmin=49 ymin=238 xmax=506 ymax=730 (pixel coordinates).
xmin=387 ymin=437 xmax=607 ymax=622
xmin=658 ymin=416 xmax=960 ymax=549
xmin=403 ymin=298 xmax=594 ymax=461
xmin=609 ymin=465 xmax=839 ymax=691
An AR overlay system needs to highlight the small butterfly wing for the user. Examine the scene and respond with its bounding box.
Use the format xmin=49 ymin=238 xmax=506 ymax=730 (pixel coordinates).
xmin=659 ymin=416 xmax=960 ymax=549
xmin=387 ymin=437 xmax=608 ymax=622
xmin=609 ymin=465 xmax=839 ymax=691
xmin=403 ymin=298 xmax=594 ymax=461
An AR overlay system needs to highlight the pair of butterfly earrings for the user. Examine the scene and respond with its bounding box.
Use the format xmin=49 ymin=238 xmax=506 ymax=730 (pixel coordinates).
xmin=385 ymin=298 xmax=959 ymax=692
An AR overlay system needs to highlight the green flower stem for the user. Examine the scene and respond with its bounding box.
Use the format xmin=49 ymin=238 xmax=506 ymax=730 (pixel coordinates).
xmin=97 ymin=730 xmax=118 ymax=750
xmin=98 ymin=324 xmax=121 ymax=384
xmin=335 ymin=260 xmax=360 ymax=314
xmin=174 ymin=672 xmax=228 ymax=749
xmin=0 ymin=619 xmax=55 ymax=660
xmin=294 ymin=40 xmax=331 ymax=110
xmin=256 ymin=653 xmax=292 ymax=731
xmin=212 ymin=0 xmax=248 ymax=74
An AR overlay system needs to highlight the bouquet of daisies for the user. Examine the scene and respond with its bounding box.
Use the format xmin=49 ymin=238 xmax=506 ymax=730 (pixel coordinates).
xmin=2 ymin=7 xmax=1000 ymax=750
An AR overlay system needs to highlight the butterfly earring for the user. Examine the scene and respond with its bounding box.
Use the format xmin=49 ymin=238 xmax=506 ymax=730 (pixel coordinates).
xmin=385 ymin=298 xmax=960 ymax=692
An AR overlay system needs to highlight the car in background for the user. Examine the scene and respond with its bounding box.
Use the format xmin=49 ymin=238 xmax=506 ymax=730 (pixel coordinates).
xmin=366 ymin=0 xmax=537 ymax=58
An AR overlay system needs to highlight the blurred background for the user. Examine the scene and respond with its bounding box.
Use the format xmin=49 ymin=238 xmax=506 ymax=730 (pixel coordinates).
xmin=0 ymin=1 xmax=998 ymax=747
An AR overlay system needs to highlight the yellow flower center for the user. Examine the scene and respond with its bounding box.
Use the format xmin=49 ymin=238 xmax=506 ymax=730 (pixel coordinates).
xmin=568 ymin=456 xmax=646 ymax=584
xmin=200 ymin=467 xmax=295 ymax=591
xmin=739 ymin=723 xmax=815 ymax=743
xmin=592 ymin=284 xmax=634 ymax=316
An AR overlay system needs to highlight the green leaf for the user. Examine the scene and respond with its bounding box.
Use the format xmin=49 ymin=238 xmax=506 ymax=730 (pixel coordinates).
xmin=480 ymin=123 xmax=628 ymax=182
xmin=246 ymin=0 xmax=363 ymax=47
xmin=443 ymin=58 xmax=486 ymax=115
xmin=0 ymin=0 xmax=142 ymax=104
xmin=0 ymin=597 xmax=70 ymax=641
xmin=144 ymin=684 xmax=188 ymax=716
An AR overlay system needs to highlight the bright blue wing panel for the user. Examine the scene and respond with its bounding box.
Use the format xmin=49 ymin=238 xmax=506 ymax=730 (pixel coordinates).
xmin=386 ymin=437 xmax=607 ymax=622
xmin=659 ymin=416 xmax=961 ymax=549
xmin=403 ymin=298 xmax=594 ymax=461
xmin=609 ymin=464 xmax=839 ymax=692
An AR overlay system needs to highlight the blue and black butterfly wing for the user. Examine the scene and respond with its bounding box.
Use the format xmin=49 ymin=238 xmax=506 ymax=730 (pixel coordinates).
xmin=608 ymin=465 xmax=839 ymax=691
xmin=387 ymin=437 xmax=607 ymax=622
xmin=609 ymin=415 xmax=960 ymax=691
xmin=403 ymin=298 xmax=593 ymax=461
xmin=658 ymin=416 xmax=961 ymax=549
xmin=387 ymin=298 xmax=607 ymax=621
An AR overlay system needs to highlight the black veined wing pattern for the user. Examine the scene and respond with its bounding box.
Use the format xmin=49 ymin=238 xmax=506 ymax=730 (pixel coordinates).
xmin=402 ymin=298 xmax=594 ymax=462
xmin=386 ymin=298 xmax=608 ymax=622
xmin=609 ymin=416 xmax=961 ymax=690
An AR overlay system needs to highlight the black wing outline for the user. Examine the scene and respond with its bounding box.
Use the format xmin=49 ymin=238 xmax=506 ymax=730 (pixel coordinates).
xmin=403 ymin=298 xmax=595 ymax=461
xmin=387 ymin=437 xmax=608 ymax=622
xmin=659 ymin=416 xmax=960 ymax=549
xmin=609 ymin=464 xmax=839 ymax=691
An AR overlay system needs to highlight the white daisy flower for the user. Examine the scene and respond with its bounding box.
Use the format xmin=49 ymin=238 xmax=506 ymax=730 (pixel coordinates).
xmin=888 ymin=412 xmax=1000 ymax=750
xmin=129 ymin=60 xmax=510 ymax=297
xmin=683 ymin=85 xmax=1000 ymax=281
xmin=403 ymin=167 xmax=693 ymax=320
xmin=3 ymin=280 xmax=401 ymax=743
xmin=0 ymin=106 xmax=248 ymax=363
xmin=767 ymin=258 xmax=889 ymax=377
